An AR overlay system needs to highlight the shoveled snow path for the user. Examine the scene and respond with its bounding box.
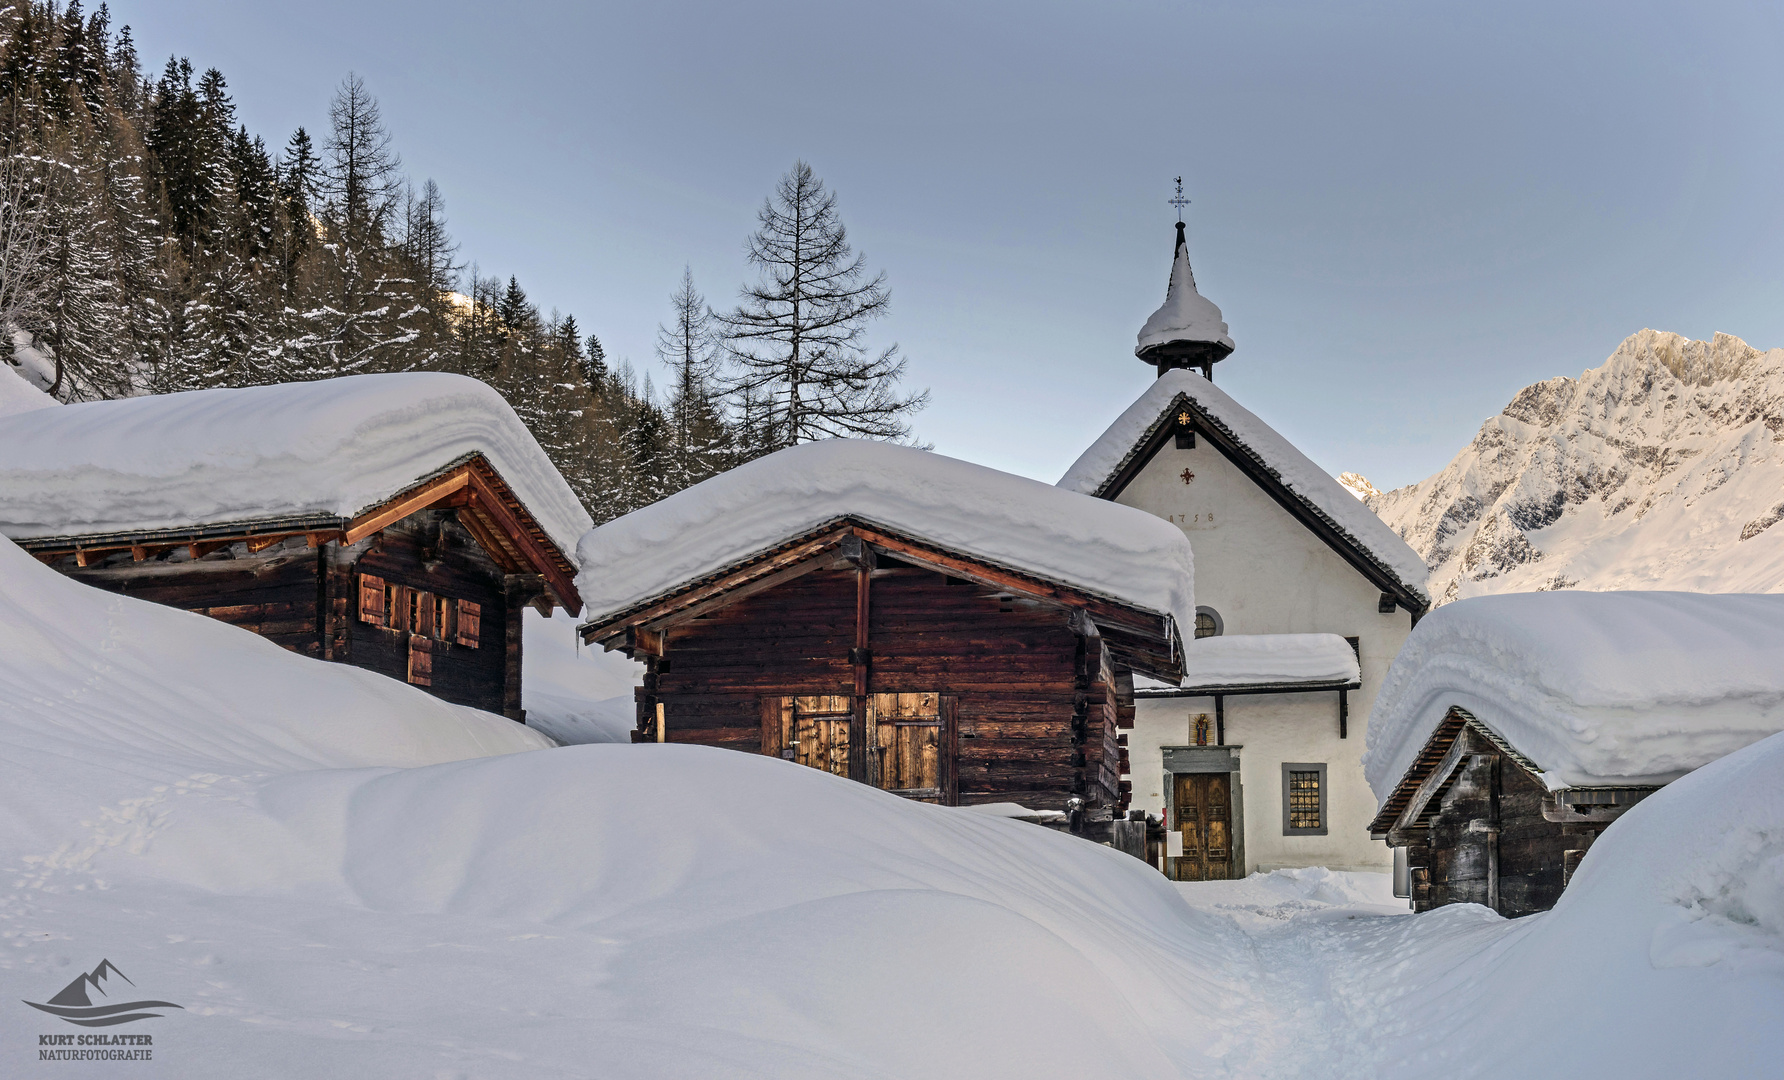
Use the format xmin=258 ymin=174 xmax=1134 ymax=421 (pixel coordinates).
xmin=1172 ymin=871 xmax=1529 ymax=1079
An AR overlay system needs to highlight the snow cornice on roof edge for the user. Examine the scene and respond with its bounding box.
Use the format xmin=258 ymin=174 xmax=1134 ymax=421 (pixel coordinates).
xmin=572 ymin=440 xmax=1196 ymax=670
xmin=577 ymin=513 xmax=1185 ymax=681
xmin=1060 ymin=371 xmax=1431 ymax=612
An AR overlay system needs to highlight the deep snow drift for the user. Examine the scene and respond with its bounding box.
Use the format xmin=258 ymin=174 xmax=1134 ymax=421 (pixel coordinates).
xmin=575 ymin=438 xmax=1196 ymax=634
xmin=0 ymin=371 xmax=592 ymax=554
xmin=1363 ymin=329 xmax=1784 ymax=603
xmin=1 ymin=534 xmax=1779 ymax=1077
xmin=522 ymin=606 xmax=640 ymax=744
xmin=1365 ymin=591 xmax=1784 ymax=798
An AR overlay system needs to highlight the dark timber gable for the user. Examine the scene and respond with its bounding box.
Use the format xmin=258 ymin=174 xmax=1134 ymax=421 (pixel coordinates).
xmin=581 ymin=521 xmax=1181 ymax=821
xmin=1372 ymin=706 xmax=1661 ymax=917
xmin=23 ymin=454 xmax=577 ymax=721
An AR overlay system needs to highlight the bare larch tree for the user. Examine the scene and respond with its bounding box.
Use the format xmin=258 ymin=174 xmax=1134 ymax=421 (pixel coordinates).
xmin=718 ymin=161 xmax=925 ymax=447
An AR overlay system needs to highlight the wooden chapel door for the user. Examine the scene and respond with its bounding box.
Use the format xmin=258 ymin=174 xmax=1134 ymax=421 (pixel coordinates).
xmin=1172 ymin=773 xmax=1234 ymax=881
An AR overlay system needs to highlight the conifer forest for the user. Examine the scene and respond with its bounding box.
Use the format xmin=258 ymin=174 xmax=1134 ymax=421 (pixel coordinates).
xmin=0 ymin=2 xmax=923 ymax=522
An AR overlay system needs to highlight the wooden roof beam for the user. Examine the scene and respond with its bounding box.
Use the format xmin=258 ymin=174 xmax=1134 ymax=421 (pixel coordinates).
xmin=343 ymin=469 xmax=470 ymax=545
xmin=462 ymin=467 xmax=582 ymax=614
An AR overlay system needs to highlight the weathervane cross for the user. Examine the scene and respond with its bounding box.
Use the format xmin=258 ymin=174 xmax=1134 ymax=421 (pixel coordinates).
xmin=1170 ymin=176 xmax=1190 ymax=221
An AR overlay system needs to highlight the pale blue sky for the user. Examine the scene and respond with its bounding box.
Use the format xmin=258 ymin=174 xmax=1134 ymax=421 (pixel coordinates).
xmin=114 ymin=0 xmax=1784 ymax=490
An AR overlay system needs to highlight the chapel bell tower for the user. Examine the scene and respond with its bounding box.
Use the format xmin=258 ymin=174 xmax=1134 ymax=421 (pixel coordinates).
xmin=1135 ymin=180 xmax=1234 ymax=380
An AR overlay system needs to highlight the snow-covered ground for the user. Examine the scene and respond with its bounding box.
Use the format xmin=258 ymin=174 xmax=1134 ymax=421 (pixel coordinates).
xmin=522 ymin=607 xmax=640 ymax=744
xmin=1 ymin=534 xmax=1779 ymax=1077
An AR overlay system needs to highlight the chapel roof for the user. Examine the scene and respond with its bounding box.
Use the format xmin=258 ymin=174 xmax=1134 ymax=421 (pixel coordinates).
xmin=1059 ymin=368 xmax=1431 ymax=614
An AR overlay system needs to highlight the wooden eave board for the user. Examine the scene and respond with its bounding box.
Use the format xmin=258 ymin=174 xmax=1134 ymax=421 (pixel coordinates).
xmin=578 ymin=517 xmax=1181 ymax=670
xmin=1095 ymin=394 xmax=1427 ymax=616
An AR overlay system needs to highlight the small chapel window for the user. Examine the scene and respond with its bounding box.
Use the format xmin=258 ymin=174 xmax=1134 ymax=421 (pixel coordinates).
xmin=1194 ymin=606 xmax=1223 ymax=639
xmin=1282 ymin=763 xmax=1328 ymax=836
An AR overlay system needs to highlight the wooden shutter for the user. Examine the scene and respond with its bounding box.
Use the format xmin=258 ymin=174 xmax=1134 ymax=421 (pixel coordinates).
xmin=388 ymin=585 xmax=409 ymax=632
xmin=436 ymin=595 xmax=454 ymax=642
xmin=414 ymin=590 xmax=435 ymax=638
xmin=358 ymin=573 xmax=386 ymax=626
xmin=456 ymin=600 xmax=481 ymax=648
xmin=407 ymin=636 xmax=433 ymax=686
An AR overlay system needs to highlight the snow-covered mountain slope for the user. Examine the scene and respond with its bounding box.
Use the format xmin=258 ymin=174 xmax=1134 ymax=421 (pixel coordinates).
xmin=1361 ymin=330 xmax=1784 ymax=603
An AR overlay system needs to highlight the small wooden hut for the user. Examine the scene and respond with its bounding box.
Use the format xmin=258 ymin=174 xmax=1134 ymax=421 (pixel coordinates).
xmin=1365 ymin=592 xmax=1784 ymax=918
xmin=1368 ymin=707 xmax=1657 ymax=917
xmin=0 ymin=374 xmax=590 ymax=719
xmin=575 ymin=440 xmax=1194 ymax=822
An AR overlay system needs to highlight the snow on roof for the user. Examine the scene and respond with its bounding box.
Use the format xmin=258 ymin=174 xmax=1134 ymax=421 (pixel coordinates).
xmin=1173 ymin=633 xmax=1360 ymax=689
xmin=1363 ymin=592 xmax=1784 ymax=801
xmin=1135 ymin=234 xmax=1234 ymax=356
xmin=1060 ymin=368 xmax=1430 ymax=606
xmin=0 ymin=372 xmax=592 ymax=556
xmin=575 ymin=439 xmax=1195 ymax=635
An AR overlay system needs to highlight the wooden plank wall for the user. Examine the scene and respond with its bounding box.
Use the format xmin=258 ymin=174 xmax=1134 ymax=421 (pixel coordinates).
xmin=648 ymin=562 xmax=1119 ymax=810
xmin=1405 ymin=746 xmax=1604 ymax=917
xmin=347 ymin=512 xmax=515 ymax=717
xmin=60 ymin=510 xmax=520 ymax=718
xmin=67 ymin=544 xmax=327 ymax=657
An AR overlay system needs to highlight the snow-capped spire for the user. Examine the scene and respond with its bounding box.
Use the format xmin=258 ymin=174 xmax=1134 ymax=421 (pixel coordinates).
xmin=1135 ymin=220 xmax=1235 ymax=380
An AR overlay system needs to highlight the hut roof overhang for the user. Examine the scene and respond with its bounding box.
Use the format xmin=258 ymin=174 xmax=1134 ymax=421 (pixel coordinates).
xmin=1366 ymin=706 xmax=1660 ymax=841
xmin=1059 ymin=369 xmax=1431 ymax=617
xmin=16 ymin=454 xmax=583 ymax=614
xmin=0 ymin=373 xmax=589 ymax=612
xmin=578 ymin=517 xmax=1184 ymax=683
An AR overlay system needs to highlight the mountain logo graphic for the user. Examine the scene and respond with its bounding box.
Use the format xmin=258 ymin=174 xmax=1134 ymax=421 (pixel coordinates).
xmin=23 ymin=960 xmax=184 ymax=1027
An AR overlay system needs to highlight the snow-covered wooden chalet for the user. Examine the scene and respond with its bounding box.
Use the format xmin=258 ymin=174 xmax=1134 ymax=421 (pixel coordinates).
xmin=575 ymin=440 xmax=1194 ymax=818
xmin=1364 ymin=593 xmax=1784 ymax=916
xmin=1060 ymin=219 xmax=1432 ymax=879
xmin=0 ymin=373 xmax=591 ymax=719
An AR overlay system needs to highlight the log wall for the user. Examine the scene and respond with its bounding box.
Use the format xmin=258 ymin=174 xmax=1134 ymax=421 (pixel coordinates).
xmin=644 ymin=562 xmax=1122 ymax=810
xmin=1404 ymin=743 xmax=1608 ymax=917
xmin=60 ymin=509 xmax=523 ymax=718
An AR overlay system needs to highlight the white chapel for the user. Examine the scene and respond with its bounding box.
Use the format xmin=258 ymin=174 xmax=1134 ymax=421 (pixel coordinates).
xmin=1060 ymin=217 xmax=1431 ymax=877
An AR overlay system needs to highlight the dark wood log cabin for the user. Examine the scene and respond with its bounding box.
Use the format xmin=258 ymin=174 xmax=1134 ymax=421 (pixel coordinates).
xmin=19 ymin=456 xmax=582 ymax=720
xmin=578 ymin=519 xmax=1184 ymax=825
xmin=1369 ymin=707 xmax=1660 ymax=917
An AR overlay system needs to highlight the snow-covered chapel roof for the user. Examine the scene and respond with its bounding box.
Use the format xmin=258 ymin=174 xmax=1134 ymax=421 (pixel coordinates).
xmin=1364 ymin=592 xmax=1784 ymax=805
xmin=1136 ymin=223 xmax=1234 ymax=358
xmin=575 ymin=439 xmax=1195 ymax=640
xmin=0 ymin=372 xmax=593 ymax=558
xmin=1059 ymin=368 xmax=1430 ymax=609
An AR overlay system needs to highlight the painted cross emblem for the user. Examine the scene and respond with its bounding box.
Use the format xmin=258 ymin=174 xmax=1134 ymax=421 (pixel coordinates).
xmin=1180 ymin=469 xmax=1195 ymax=485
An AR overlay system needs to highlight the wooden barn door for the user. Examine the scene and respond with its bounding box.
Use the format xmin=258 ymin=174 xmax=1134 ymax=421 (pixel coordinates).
xmin=866 ymin=693 xmax=955 ymax=804
xmin=1172 ymin=773 xmax=1234 ymax=881
xmin=773 ymin=696 xmax=853 ymax=778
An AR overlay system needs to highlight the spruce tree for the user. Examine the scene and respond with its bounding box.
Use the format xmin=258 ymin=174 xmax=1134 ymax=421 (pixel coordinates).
xmin=718 ymin=160 xmax=925 ymax=447
xmin=655 ymin=266 xmax=726 ymax=488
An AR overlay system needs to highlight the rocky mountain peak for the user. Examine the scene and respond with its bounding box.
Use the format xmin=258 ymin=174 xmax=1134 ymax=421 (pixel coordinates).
xmin=1363 ymin=330 xmax=1784 ymax=603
